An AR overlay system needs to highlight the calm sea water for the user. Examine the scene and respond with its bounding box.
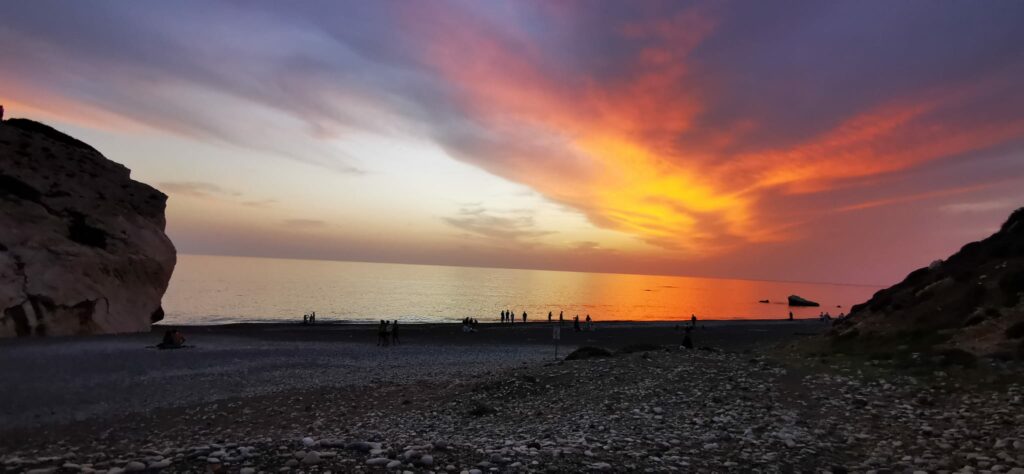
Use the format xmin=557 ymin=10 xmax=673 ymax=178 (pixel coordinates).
xmin=162 ymin=255 xmax=881 ymax=325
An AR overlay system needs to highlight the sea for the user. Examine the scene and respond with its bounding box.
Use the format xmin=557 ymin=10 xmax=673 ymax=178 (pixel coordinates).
xmin=161 ymin=255 xmax=881 ymax=325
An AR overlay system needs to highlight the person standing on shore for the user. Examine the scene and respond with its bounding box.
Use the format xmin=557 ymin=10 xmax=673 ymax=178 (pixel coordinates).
xmin=573 ymin=315 xmax=581 ymax=332
xmin=548 ymin=311 xmax=552 ymax=323
xmin=789 ymin=311 xmax=794 ymax=321
xmin=559 ymin=311 xmax=564 ymax=326
xmin=690 ymin=314 xmax=697 ymax=327
xmin=508 ymin=309 xmax=514 ymax=325
xmin=377 ymin=320 xmax=387 ymax=346
xmin=585 ymin=314 xmax=592 ymax=331
xmin=391 ymin=320 xmax=400 ymax=345
xmin=522 ymin=311 xmax=527 ymax=323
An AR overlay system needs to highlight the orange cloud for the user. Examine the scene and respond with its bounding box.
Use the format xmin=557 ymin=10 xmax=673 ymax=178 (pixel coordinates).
xmin=409 ymin=4 xmax=1024 ymax=257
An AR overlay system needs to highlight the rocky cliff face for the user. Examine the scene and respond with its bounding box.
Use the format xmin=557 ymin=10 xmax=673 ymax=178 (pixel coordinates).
xmin=833 ymin=207 xmax=1024 ymax=357
xmin=0 ymin=119 xmax=176 ymax=337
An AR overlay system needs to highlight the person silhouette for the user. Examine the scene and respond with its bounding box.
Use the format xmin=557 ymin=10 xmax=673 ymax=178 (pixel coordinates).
xmin=522 ymin=311 xmax=527 ymax=323
xmin=391 ymin=320 xmax=400 ymax=345
xmin=690 ymin=314 xmax=697 ymax=327
xmin=548 ymin=311 xmax=553 ymax=323
xmin=559 ymin=311 xmax=564 ymax=326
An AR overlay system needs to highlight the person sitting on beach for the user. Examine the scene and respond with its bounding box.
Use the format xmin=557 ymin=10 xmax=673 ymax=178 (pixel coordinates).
xmin=391 ymin=320 xmax=400 ymax=345
xmin=522 ymin=311 xmax=527 ymax=323
xmin=157 ymin=329 xmax=186 ymax=349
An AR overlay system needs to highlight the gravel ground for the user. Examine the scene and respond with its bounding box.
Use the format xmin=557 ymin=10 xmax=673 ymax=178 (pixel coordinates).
xmin=3 ymin=321 xmax=1022 ymax=473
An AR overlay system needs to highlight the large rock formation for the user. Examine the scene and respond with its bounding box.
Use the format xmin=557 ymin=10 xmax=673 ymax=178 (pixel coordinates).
xmin=0 ymin=118 xmax=176 ymax=337
xmin=833 ymin=207 xmax=1024 ymax=357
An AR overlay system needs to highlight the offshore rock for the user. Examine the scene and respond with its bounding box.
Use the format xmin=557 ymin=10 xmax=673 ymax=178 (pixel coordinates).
xmin=0 ymin=118 xmax=176 ymax=337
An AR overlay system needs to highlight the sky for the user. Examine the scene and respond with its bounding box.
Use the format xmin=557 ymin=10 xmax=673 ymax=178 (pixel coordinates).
xmin=2 ymin=0 xmax=1024 ymax=285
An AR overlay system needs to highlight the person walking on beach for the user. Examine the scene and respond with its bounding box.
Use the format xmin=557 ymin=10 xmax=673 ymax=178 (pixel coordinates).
xmin=391 ymin=320 xmax=400 ymax=345
xmin=789 ymin=311 xmax=794 ymax=321
xmin=377 ymin=320 xmax=387 ymax=346
xmin=522 ymin=311 xmax=527 ymax=323
xmin=508 ymin=309 xmax=513 ymax=324
xmin=501 ymin=310 xmax=506 ymax=323
xmin=310 ymin=311 xmax=316 ymax=325
xmin=548 ymin=311 xmax=552 ymax=323
xmin=690 ymin=314 xmax=697 ymax=327
xmin=573 ymin=314 xmax=581 ymax=332
xmin=585 ymin=314 xmax=592 ymax=331
xmin=559 ymin=311 xmax=564 ymax=326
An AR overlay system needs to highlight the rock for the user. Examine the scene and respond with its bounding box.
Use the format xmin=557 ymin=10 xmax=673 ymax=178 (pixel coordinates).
xmin=301 ymin=452 xmax=320 ymax=465
xmin=302 ymin=437 xmax=316 ymax=447
xmin=419 ymin=454 xmax=434 ymax=466
xmin=565 ymin=346 xmax=614 ymax=360
xmin=787 ymin=295 xmax=819 ymax=307
xmin=124 ymin=461 xmax=146 ymax=472
xmin=366 ymin=457 xmax=391 ymax=466
xmin=387 ymin=460 xmax=402 ymax=469
xmin=468 ymin=400 xmax=497 ymax=417
xmin=346 ymin=441 xmax=374 ymax=452
xmin=240 ymin=469 xmax=256 ymax=474
xmin=0 ymin=119 xmax=176 ymax=337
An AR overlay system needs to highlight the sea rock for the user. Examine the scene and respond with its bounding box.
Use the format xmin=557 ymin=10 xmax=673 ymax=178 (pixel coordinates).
xmin=0 ymin=119 xmax=176 ymax=337
xmin=787 ymin=295 xmax=820 ymax=307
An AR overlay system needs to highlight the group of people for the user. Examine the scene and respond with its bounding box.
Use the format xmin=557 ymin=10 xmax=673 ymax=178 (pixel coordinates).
xmin=499 ymin=309 xmax=526 ymax=323
xmin=302 ymin=311 xmax=317 ymax=324
xmin=377 ymin=320 xmax=400 ymax=346
xmin=818 ymin=311 xmax=845 ymax=322
xmin=461 ymin=317 xmax=480 ymax=332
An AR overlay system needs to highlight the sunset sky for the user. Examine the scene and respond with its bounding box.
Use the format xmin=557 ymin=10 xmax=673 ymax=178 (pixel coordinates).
xmin=2 ymin=1 xmax=1024 ymax=285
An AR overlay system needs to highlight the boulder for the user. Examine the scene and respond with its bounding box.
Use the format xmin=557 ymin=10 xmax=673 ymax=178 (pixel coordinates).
xmin=565 ymin=346 xmax=614 ymax=360
xmin=0 ymin=119 xmax=176 ymax=337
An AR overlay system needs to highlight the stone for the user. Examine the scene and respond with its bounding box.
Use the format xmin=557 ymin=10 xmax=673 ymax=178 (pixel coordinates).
xmin=366 ymin=458 xmax=391 ymax=466
xmin=302 ymin=437 xmax=316 ymax=447
xmin=302 ymin=452 xmax=320 ymax=465
xmin=0 ymin=119 xmax=176 ymax=337
xmin=124 ymin=461 xmax=146 ymax=472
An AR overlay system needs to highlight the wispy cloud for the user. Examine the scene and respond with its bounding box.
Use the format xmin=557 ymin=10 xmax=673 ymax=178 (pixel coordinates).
xmin=443 ymin=205 xmax=555 ymax=245
xmin=158 ymin=181 xmax=241 ymax=199
xmin=282 ymin=218 xmax=329 ymax=228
